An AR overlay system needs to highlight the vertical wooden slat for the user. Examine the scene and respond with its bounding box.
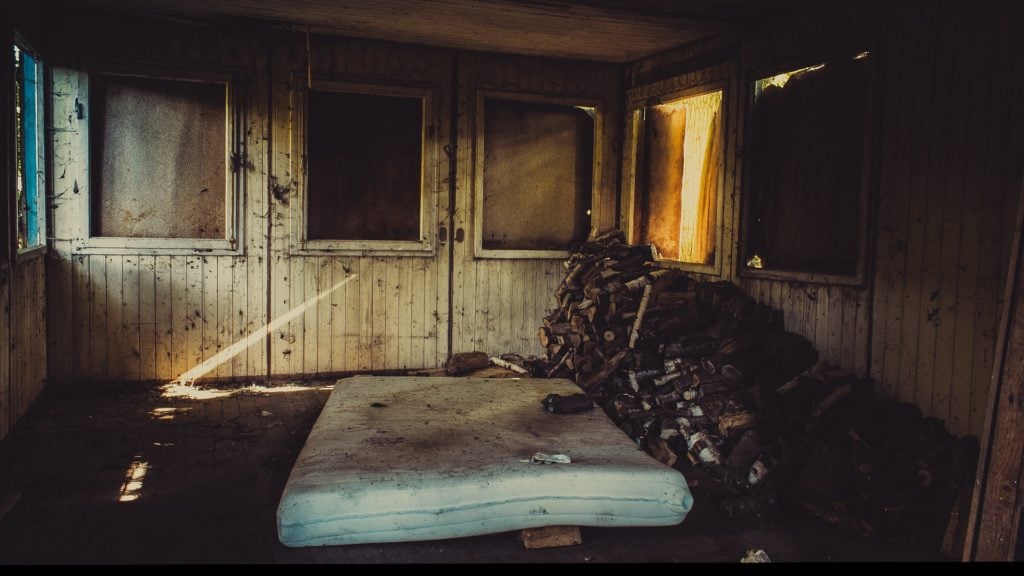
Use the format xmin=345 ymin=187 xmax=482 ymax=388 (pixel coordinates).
xmin=913 ymin=0 xmax=955 ymax=418
xmin=218 ymin=256 xmax=238 ymax=380
xmin=385 ymin=258 xmax=400 ymax=368
xmin=138 ymin=256 xmax=156 ymax=381
xmin=398 ymin=260 xmax=412 ymax=369
xmin=318 ymin=257 xmax=335 ymax=374
xmin=969 ymin=2 xmax=1014 ymax=436
xmin=169 ymin=256 xmax=187 ymax=379
xmin=211 ymin=256 xmax=230 ymax=380
xmin=90 ymin=256 xmax=108 ymax=381
xmin=228 ymin=256 xmax=247 ymax=378
xmin=327 ymin=259 xmax=346 ymax=373
xmin=121 ymin=255 xmax=141 ymax=382
xmin=896 ymin=2 xmax=939 ymax=407
xmin=105 ymin=255 xmax=124 ymax=381
xmin=196 ymin=253 xmax=219 ymax=379
xmin=72 ymin=256 xmax=90 ymax=381
xmin=410 ymin=258 xmax=425 ymax=369
xmin=246 ymin=255 xmax=265 ymax=379
xmin=371 ymin=258 xmax=386 ymax=368
xmin=153 ymin=256 xmax=172 ymax=379
xmin=302 ymin=256 xmax=319 ymax=375
xmin=185 ymin=256 xmax=204 ymax=375
xmin=870 ymin=0 xmax=912 ymax=398
xmin=930 ymin=0 xmax=973 ymax=427
xmin=357 ymin=258 xmax=372 ymax=371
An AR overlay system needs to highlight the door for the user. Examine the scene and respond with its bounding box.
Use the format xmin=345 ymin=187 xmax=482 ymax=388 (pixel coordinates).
xmin=268 ymin=35 xmax=453 ymax=376
xmin=268 ymin=37 xmax=621 ymax=375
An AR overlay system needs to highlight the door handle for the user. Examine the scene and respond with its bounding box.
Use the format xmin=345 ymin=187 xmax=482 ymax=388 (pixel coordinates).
xmin=454 ymin=228 xmax=464 ymax=243
xmin=438 ymin=225 xmax=448 ymax=245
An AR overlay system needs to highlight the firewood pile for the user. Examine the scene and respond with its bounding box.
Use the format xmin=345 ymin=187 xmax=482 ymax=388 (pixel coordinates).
xmin=535 ymin=231 xmax=977 ymax=552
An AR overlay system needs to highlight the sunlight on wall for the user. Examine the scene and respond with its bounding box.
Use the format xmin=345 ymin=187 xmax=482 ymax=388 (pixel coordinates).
xmin=168 ymin=273 xmax=358 ymax=387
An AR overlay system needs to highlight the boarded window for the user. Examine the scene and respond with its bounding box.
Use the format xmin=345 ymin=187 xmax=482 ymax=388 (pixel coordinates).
xmin=635 ymin=89 xmax=722 ymax=265
xmin=481 ymin=98 xmax=593 ymax=251
xmin=13 ymin=42 xmax=46 ymax=251
xmin=90 ymin=74 xmax=227 ymax=239
xmin=306 ymin=90 xmax=423 ymax=242
xmin=743 ymin=50 xmax=873 ymax=276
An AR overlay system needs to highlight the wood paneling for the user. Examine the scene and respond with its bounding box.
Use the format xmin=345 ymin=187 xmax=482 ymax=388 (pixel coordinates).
xmin=46 ymin=16 xmax=270 ymax=385
xmin=452 ymin=52 xmax=621 ymax=357
xmin=625 ymin=0 xmax=1023 ymax=440
xmin=10 ymin=255 xmax=47 ymax=424
xmin=869 ymin=0 xmax=1024 ymax=436
xmin=268 ymin=34 xmax=452 ymax=377
xmin=1 ymin=254 xmax=48 ymax=445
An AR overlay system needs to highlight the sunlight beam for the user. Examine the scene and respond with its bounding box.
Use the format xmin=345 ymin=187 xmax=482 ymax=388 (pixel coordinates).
xmin=170 ymin=274 xmax=357 ymax=386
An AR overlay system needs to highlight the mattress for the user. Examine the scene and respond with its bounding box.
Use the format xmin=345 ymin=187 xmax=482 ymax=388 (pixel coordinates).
xmin=277 ymin=376 xmax=692 ymax=547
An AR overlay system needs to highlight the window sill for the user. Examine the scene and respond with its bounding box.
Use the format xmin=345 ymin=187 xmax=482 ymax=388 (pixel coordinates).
xmin=290 ymin=239 xmax=436 ymax=258
xmin=15 ymin=244 xmax=47 ymax=264
xmin=737 ymin=266 xmax=865 ymax=288
xmin=72 ymin=237 xmax=241 ymax=257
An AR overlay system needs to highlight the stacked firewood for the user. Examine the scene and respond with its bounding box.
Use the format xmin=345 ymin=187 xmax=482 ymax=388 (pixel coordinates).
xmin=539 ymin=231 xmax=817 ymax=494
xmin=538 ymin=231 xmax=977 ymax=552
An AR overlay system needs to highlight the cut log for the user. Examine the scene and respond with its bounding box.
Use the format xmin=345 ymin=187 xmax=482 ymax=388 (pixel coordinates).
xmin=519 ymin=525 xmax=583 ymax=549
xmin=445 ymin=351 xmax=491 ymax=376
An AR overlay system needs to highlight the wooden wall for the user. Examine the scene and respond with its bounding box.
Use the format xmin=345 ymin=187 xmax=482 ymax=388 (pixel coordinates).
xmin=451 ymin=52 xmax=621 ymax=357
xmin=625 ymin=0 xmax=1024 ymax=437
xmin=869 ymin=0 xmax=1024 ymax=436
xmin=46 ymin=17 xmax=271 ymax=385
xmin=45 ymin=13 xmax=621 ymax=383
xmin=0 ymin=257 xmax=47 ymax=445
xmin=1 ymin=6 xmax=48 ymax=445
xmin=268 ymin=33 xmax=453 ymax=377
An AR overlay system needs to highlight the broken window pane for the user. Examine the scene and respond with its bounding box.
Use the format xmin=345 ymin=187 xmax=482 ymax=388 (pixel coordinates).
xmin=481 ymin=98 xmax=593 ymax=251
xmin=743 ymin=49 xmax=873 ymax=276
xmin=90 ymin=74 xmax=227 ymax=239
xmin=306 ymin=90 xmax=423 ymax=242
xmin=13 ymin=41 xmax=46 ymax=250
xmin=635 ymin=89 xmax=723 ymax=265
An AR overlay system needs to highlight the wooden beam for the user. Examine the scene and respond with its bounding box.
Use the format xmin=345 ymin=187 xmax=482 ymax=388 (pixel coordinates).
xmin=964 ymin=173 xmax=1024 ymax=561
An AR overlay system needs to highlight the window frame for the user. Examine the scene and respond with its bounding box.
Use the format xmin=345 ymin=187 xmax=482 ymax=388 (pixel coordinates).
xmin=473 ymin=90 xmax=602 ymax=260
xmin=12 ymin=32 xmax=47 ymax=261
xmin=737 ymin=42 xmax=879 ymax=287
xmin=72 ymin=62 xmax=243 ymax=256
xmin=288 ymin=80 xmax=437 ymax=257
xmin=623 ymin=80 xmax=729 ymax=276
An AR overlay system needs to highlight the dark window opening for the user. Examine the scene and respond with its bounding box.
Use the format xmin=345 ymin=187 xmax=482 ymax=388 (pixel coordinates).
xmin=481 ymin=98 xmax=594 ymax=251
xmin=743 ymin=49 xmax=874 ymax=277
xmin=306 ymin=90 xmax=423 ymax=242
xmin=90 ymin=74 xmax=227 ymax=239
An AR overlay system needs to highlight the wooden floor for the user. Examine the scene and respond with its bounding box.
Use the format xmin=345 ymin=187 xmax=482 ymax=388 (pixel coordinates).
xmin=0 ymin=379 xmax=946 ymax=564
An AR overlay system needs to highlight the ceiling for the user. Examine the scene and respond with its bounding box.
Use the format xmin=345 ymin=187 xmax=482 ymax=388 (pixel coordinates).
xmin=51 ymin=0 xmax=810 ymax=63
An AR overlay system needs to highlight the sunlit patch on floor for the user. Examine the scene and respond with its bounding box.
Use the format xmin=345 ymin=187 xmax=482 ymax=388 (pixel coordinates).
xmin=160 ymin=382 xmax=334 ymax=401
xmin=118 ymin=456 xmax=149 ymax=502
xmin=149 ymin=406 xmax=192 ymax=421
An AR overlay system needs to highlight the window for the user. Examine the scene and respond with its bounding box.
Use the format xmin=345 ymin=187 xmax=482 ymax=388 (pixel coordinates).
xmin=629 ymin=88 xmax=723 ymax=267
xmin=305 ymin=89 xmax=424 ymax=242
xmin=85 ymin=70 xmax=236 ymax=251
xmin=741 ymin=47 xmax=875 ymax=282
xmin=13 ymin=40 xmax=45 ymax=252
xmin=476 ymin=94 xmax=597 ymax=257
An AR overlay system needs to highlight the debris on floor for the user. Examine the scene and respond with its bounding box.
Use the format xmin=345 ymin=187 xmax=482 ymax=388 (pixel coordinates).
xmin=740 ymin=549 xmax=771 ymax=563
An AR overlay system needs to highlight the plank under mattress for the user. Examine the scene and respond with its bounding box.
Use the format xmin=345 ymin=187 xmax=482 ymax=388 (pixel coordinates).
xmin=277 ymin=376 xmax=692 ymax=547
